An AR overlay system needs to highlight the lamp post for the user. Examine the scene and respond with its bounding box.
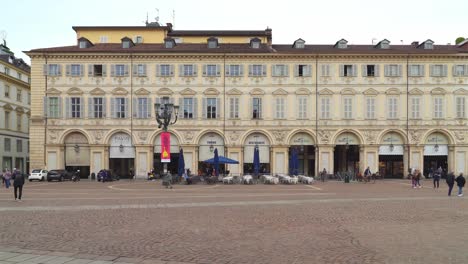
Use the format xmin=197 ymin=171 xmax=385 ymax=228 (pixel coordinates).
xmin=389 ymin=134 xmax=395 ymax=152
xmin=154 ymin=100 xmax=179 ymax=173
xmin=434 ymin=135 xmax=439 ymax=152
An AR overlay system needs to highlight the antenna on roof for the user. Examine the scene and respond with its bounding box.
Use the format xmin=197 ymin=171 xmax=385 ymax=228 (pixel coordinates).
xmin=144 ymin=12 xmax=149 ymax=25
xmin=0 ymin=30 xmax=7 ymax=46
xmin=155 ymin=8 xmax=160 ymax=22
xmin=172 ymin=10 xmax=175 ymax=27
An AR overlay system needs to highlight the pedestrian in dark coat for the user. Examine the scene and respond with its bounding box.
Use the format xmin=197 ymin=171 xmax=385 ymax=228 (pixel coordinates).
xmin=12 ymin=170 xmax=25 ymax=201
xmin=456 ymin=173 xmax=465 ymax=197
xmin=446 ymin=171 xmax=455 ymax=196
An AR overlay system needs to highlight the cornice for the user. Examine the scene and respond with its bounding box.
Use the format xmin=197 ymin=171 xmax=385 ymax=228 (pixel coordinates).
xmin=0 ymin=73 xmax=30 ymax=88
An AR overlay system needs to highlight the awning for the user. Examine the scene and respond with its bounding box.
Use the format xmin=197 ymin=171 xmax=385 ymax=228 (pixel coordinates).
xmin=203 ymin=156 xmax=239 ymax=164
xmin=424 ymin=145 xmax=448 ymax=156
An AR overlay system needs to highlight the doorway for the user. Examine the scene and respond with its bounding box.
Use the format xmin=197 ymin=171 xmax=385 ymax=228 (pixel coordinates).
xmin=109 ymin=158 xmax=134 ymax=179
xmin=378 ymin=155 xmax=404 ymax=178
xmin=423 ymin=155 xmax=448 ymax=178
xmin=334 ymin=145 xmax=360 ymax=174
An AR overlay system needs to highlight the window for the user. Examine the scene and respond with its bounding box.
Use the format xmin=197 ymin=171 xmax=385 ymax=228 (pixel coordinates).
xmin=47 ymin=64 xmax=61 ymax=76
xmin=364 ymin=65 xmax=376 ymax=77
xmin=456 ymin=97 xmax=466 ymax=118
xmin=366 ymin=97 xmax=375 ymax=119
xmin=5 ymin=111 xmax=10 ymax=129
xmin=298 ymin=96 xmax=307 ymax=119
xmin=4 ymin=67 xmax=10 ymax=75
xmin=320 ymin=64 xmax=331 ymax=76
xmin=135 ymin=64 xmax=147 ymax=77
xmin=206 ymin=98 xmax=218 ymax=119
xmin=272 ymin=65 xmax=288 ymax=77
xmin=180 ymin=64 xmax=196 ymax=76
xmin=135 ymin=36 xmax=143 ymax=43
xmin=229 ymin=98 xmax=239 ymax=119
xmin=411 ymin=97 xmax=421 ymax=119
xmin=17 ymin=114 xmax=22 ymax=131
xmin=90 ymin=64 xmax=105 ymax=77
xmin=16 ymin=139 xmax=22 ymax=153
xmin=16 ymin=89 xmax=22 ymax=102
xmin=204 ymin=64 xmax=219 ymax=77
xmin=343 ymin=97 xmax=353 ymax=119
xmin=181 ymin=98 xmax=195 ymax=119
xmin=5 ymin=85 xmax=10 ymax=97
xmin=384 ymin=64 xmax=401 ymax=77
xmin=226 ymin=65 xmax=243 ymax=76
xmin=79 ymin=41 xmax=87 ymax=49
xmin=296 ymin=64 xmax=311 ymax=77
xmin=136 ymin=98 xmax=150 ymax=118
xmin=431 ymin=65 xmax=447 ymax=77
xmin=433 ymin=97 xmax=444 ymax=118
xmin=70 ymin=97 xmax=82 ymax=118
xmin=158 ymin=64 xmax=173 ymax=76
xmin=252 ymin=98 xmax=262 ymax=119
xmin=321 ymin=98 xmax=330 ymax=119
xmin=99 ymin=36 xmax=108 ymax=43
xmin=4 ymin=138 xmax=11 ymax=152
xmin=114 ymin=98 xmax=127 ymax=118
xmin=208 ymin=39 xmax=217 ymax=48
xmin=47 ymin=97 xmax=60 ymax=118
xmin=275 ymin=97 xmax=285 ymax=119
xmin=341 ymin=65 xmax=355 ymax=77
xmin=387 ymin=97 xmax=398 ymax=119
xmin=453 ymin=65 xmax=467 ymax=76
xmin=409 ymin=65 xmax=424 ymax=77
xmin=122 ymin=41 xmax=130 ymax=49
xmin=70 ymin=64 xmax=82 ymax=76
xmin=249 ymin=64 xmax=266 ymax=77
xmin=90 ymin=97 xmax=105 ymax=118
xmin=114 ymin=64 xmax=126 ymax=76
xmin=18 ymin=72 xmax=22 ymax=80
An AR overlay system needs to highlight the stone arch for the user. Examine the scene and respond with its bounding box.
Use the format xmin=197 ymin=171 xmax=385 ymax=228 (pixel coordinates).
xmin=193 ymin=129 xmax=226 ymax=145
xmin=285 ymin=129 xmax=316 ymax=146
xmin=332 ymin=129 xmax=364 ymax=145
xmin=197 ymin=130 xmax=227 ymax=160
xmin=376 ymin=129 xmax=408 ymax=145
xmin=240 ymin=130 xmax=274 ymax=146
xmin=60 ymin=129 xmax=91 ymax=144
xmin=422 ymin=129 xmax=455 ymax=145
xmin=148 ymin=129 xmax=183 ymax=147
xmin=103 ymin=129 xmax=137 ymax=145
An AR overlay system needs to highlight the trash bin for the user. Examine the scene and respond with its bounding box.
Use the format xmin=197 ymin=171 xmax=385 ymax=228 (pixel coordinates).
xmin=91 ymin=172 xmax=96 ymax=180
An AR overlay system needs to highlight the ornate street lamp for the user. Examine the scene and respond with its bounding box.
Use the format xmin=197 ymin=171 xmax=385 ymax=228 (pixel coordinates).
xmin=154 ymin=100 xmax=179 ymax=173
xmin=389 ymin=134 xmax=395 ymax=152
xmin=74 ymin=144 xmax=80 ymax=153
xmin=434 ymin=135 xmax=439 ymax=152
xmin=119 ymin=144 xmax=124 ymax=152
xmin=209 ymin=144 xmax=214 ymax=152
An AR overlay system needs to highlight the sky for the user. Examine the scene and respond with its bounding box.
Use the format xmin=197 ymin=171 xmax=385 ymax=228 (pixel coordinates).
xmin=1 ymin=0 xmax=467 ymax=64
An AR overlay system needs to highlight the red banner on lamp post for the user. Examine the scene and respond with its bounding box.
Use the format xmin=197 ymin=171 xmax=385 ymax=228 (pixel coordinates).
xmin=161 ymin=132 xmax=171 ymax=163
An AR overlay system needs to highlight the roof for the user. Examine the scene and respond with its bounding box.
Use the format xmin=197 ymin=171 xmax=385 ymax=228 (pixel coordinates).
xmin=0 ymin=54 xmax=30 ymax=72
xmin=26 ymin=43 xmax=468 ymax=55
xmin=168 ymin=30 xmax=270 ymax=37
xmin=72 ymin=26 xmax=171 ymax=31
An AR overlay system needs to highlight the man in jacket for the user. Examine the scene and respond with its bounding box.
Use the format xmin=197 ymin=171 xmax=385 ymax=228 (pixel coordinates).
xmin=456 ymin=173 xmax=465 ymax=197
xmin=12 ymin=169 xmax=25 ymax=201
xmin=446 ymin=171 xmax=456 ymax=196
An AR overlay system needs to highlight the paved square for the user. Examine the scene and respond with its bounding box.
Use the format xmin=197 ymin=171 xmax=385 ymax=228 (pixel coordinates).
xmin=0 ymin=180 xmax=467 ymax=264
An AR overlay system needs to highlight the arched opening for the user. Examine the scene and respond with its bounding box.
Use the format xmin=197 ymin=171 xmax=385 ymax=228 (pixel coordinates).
xmin=109 ymin=132 xmax=135 ymax=179
xmin=378 ymin=132 xmax=405 ymax=178
xmin=289 ymin=133 xmax=315 ymax=176
xmin=423 ymin=132 xmax=449 ymax=178
xmin=334 ymin=132 xmax=360 ymax=175
xmin=64 ymin=132 xmax=90 ymax=179
xmin=243 ymin=133 xmax=270 ymax=174
xmin=153 ymin=133 xmax=180 ymax=176
xmin=198 ymin=132 xmax=225 ymax=176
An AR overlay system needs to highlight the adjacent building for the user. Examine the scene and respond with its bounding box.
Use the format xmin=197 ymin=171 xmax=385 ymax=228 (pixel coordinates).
xmin=0 ymin=42 xmax=31 ymax=173
xmin=26 ymin=23 xmax=468 ymax=179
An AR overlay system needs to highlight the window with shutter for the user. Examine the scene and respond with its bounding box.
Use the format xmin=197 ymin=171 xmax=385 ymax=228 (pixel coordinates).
xmin=343 ymin=97 xmax=353 ymax=119
xmin=205 ymin=64 xmax=218 ymax=76
xmin=366 ymin=97 xmax=375 ymax=119
xmin=275 ymin=97 xmax=285 ymax=119
xmin=70 ymin=64 xmax=81 ymax=76
xmin=321 ymin=98 xmax=330 ymax=119
xmin=456 ymin=97 xmax=466 ymax=118
xmin=250 ymin=65 xmax=264 ymax=76
xmin=433 ymin=97 xmax=443 ymax=118
xmin=229 ymin=97 xmax=239 ymax=119
xmin=206 ymin=98 xmax=218 ymax=119
xmin=115 ymin=65 xmax=126 ymax=76
xmin=410 ymin=97 xmax=421 ymax=119
xmin=387 ymin=97 xmax=398 ymax=119
xmin=298 ymin=97 xmax=307 ymax=119
xmin=252 ymin=98 xmax=262 ymax=119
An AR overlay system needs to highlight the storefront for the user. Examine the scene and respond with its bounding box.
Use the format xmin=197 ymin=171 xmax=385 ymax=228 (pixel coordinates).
xmin=198 ymin=132 xmax=225 ymax=175
xmin=334 ymin=132 xmax=360 ymax=174
xmin=64 ymin=132 xmax=90 ymax=179
xmin=423 ymin=132 xmax=448 ymax=177
xmin=109 ymin=132 xmax=134 ymax=179
xmin=243 ymin=133 xmax=270 ymax=174
xmin=378 ymin=132 xmax=404 ymax=178
xmin=153 ymin=132 xmax=180 ymax=175
xmin=289 ymin=133 xmax=315 ymax=176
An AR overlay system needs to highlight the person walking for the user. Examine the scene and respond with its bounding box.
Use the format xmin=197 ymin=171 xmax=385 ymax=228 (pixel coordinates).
xmin=321 ymin=168 xmax=327 ymax=182
xmin=446 ymin=171 xmax=455 ymax=196
xmin=4 ymin=169 xmax=12 ymax=189
xmin=12 ymin=169 xmax=25 ymax=201
xmin=364 ymin=167 xmax=372 ymax=183
xmin=162 ymin=171 xmax=173 ymax=189
xmin=456 ymin=173 xmax=465 ymax=197
xmin=415 ymin=170 xmax=422 ymax=188
xmin=433 ymin=167 xmax=441 ymax=189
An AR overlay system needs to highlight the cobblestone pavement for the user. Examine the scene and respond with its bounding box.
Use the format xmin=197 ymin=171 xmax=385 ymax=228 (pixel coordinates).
xmin=0 ymin=179 xmax=467 ymax=264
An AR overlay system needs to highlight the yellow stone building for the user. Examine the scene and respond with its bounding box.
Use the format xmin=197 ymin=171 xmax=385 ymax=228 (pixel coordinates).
xmin=26 ymin=23 xmax=468 ymax=179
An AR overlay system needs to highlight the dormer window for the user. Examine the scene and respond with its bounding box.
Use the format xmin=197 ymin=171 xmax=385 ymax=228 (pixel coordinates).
xmin=135 ymin=36 xmax=143 ymax=44
xmin=164 ymin=37 xmax=176 ymax=49
xmin=335 ymin=39 xmax=348 ymax=49
xmin=375 ymin=39 xmax=390 ymax=49
xmin=207 ymin=37 xmax=218 ymax=48
xmin=121 ymin=37 xmax=134 ymax=49
xmin=293 ymin=38 xmax=305 ymax=49
xmin=418 ymin=39 xmax=434 ymax=50
xmin=250 ymin=37 xmax=261 ymax=49
xmin=77 ymin=37 xmax=93 ymax=49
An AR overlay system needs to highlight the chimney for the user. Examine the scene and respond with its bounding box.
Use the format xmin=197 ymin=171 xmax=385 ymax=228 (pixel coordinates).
xmin=265 ymin=27 xmax=272 ymax=46
xmin=411 ymin=41 xmax=419 ymax=48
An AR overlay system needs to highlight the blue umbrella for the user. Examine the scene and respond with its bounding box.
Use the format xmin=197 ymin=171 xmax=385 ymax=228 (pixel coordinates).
xmin=213 ymin=148 xmax=220 ymax=177
xmin=178 ymin=148 xmax=185 ymax=177
xmin=292 ymin=148 xmax=299 ymax=176
xmin=289 ymin=148 xmax=293 ymax=175
xmin=203 ymin=156 xmax=239 ymax=164
xmin=253 ymin=145 xmax=260 ymax=176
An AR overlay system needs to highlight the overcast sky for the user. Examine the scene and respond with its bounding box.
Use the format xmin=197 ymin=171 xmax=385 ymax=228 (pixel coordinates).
xmin=1 ymin=0 xmax=467 ymax=64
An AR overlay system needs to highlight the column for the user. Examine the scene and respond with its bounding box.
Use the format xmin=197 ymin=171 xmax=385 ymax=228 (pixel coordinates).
xmin=227 ymin=146 xmax=242 ymax=176
xmin=135 ymin=145 xmax=150 ymax=179
xmin=272 ymin=146 xmax=288 ymax=175
xmin=318 ymin=145 xmax=333 ymax=174
xmin=448 ymin=145 xmax=455 ymax=173
xmin=403 ymin=145 xmax=409 ymax=178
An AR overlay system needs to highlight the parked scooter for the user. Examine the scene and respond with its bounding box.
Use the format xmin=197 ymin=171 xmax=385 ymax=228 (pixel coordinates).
xmin=72 ymin=170 xmax=80 ymax=182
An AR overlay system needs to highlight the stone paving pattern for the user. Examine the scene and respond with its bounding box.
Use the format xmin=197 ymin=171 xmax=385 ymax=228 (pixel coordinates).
xmin=0 ymin=180 xmax=467 ymax=264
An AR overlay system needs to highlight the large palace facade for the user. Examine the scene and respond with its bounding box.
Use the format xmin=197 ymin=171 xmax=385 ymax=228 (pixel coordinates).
xmin=26 ymin=23 xmax=468 ymax=179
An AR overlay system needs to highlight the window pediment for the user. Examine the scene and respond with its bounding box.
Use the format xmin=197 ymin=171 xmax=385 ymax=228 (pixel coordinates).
xmin=295 ymin=88 xmax=311 ymax=95
xmin=204 ymin=88 xmax=220 ymax=95
xmin=227 ymin=88 xmax=242 ymax=95
xmin=46 ymin=88 xmax=61 ymax=95
xmin=135 ymin=88 xmax=150 ymax=95
xmin=409 ymin=88 xmax=424 ymax=95
xmin=363 ymin=88 xmax=379 ymax=95
xmin=157 ymin=88 xmax=174 ymax=96
xmin=90 ymin=87 xmax=105 ymax=95
xmin=385 ymin=88 xmax=400 ymax=95
xmin=319 ymin=88 xmax=333 ymax=95
xmin=111 ymin=87 xmax=129 ymax=95
xmin=430 ymin=88 xmax=446 ymax=95
xmin=180 ymin=88 xmax=197 ymax=96
xmin=454 ymin=88 xmax=468 ymax=95
xmin=250 ymin=88 xmax=265 ymax=95
xmin=341 ymin=88 xmax=356 ymax=95
xmin=273 ymin=88 xmax=288 ymax=95
xmin=67 ymin=87 xmax=84 ymax=95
